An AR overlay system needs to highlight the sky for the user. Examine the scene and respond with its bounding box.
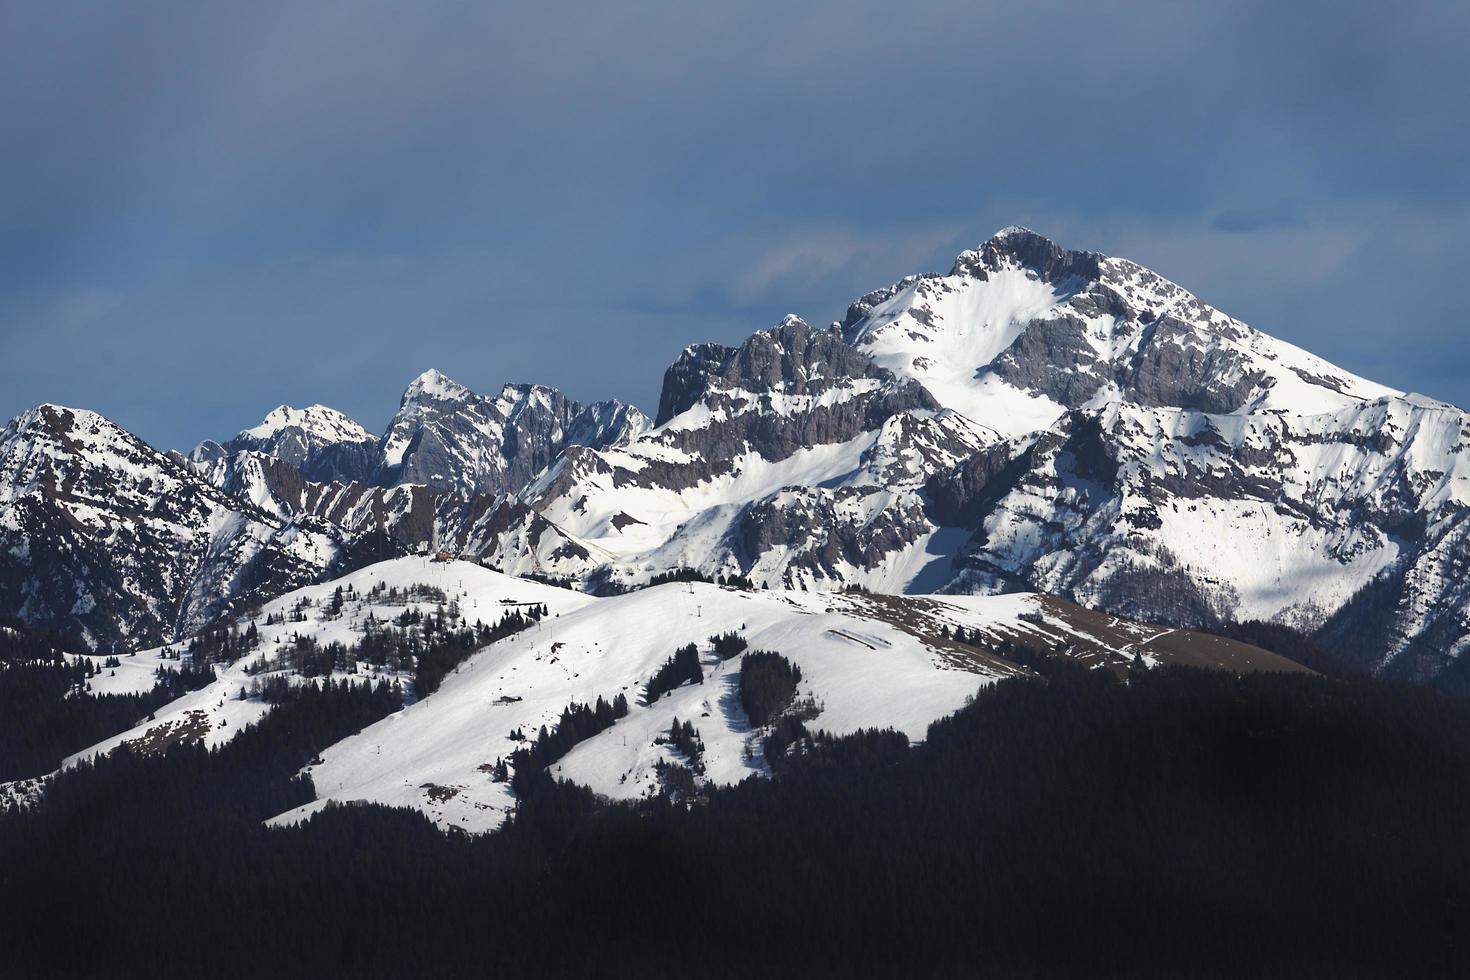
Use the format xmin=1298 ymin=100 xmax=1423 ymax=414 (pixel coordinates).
xmin=2 ymin=0 xmax=1467 ymax=451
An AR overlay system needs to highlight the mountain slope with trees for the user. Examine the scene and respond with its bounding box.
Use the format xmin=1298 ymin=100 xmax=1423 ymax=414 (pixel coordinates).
xmin=3 ymin=661 xmax=1467 ymax=978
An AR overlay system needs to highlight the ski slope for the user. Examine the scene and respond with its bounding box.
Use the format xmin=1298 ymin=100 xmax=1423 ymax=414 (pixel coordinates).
xmin=268 ymin=582 xmax=1024 ymax=831
xmin=265 ymin=566 xmax=1303 ymax=833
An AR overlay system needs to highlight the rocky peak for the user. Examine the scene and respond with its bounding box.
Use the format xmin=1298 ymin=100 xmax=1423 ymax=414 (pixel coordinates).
xmin=951 ymin=227 xmax=1107 ymax=284
xmin=723 ymin=315 xmax=879 ymax=390
xmin=566 ymin=400 xmax=650 ymax=450
xmin=242 ymin=404 xmax=371 ymax=443
xmin=2 ymin=404 xmax=197 ymax=503
xmin=656 ymin=315 xmax=903 ymax=431
xmin=656 ymin=342 xmax=741 ymax=427
xmin=377 ymin=370 xmax=648 ymax=498
xmin=7 ymin=225 xmax=1462 ymax=689
xmin=0 ymin=402 xmax=347 ymax=650
xmin=400 ymin=368 xmax=474 ymax=406
xmin=7 ymin=403 xmax=112 ymax=442
xmin=192 ymin=403 xmax=377 ymax=486
xmin=842 ymin=226 xmax=1396 ymax=432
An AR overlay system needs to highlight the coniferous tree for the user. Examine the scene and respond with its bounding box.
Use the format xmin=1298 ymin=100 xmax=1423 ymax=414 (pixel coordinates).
xmin=739 ymin=651 xmax=801 ymax=727
xmin=644 ymin=643 xmax=703 ymax=703
xmin=709 ymin=631 xmax=748 ymax=661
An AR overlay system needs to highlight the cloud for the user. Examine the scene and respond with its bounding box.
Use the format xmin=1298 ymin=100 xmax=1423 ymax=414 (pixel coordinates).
xmin=1 ymin=1 xmax=1467 ymax=448
xmin=718 ymin=224 xmax=966 ymax=308
xmin=1211 ymin=207 xmax=1308 ymax=234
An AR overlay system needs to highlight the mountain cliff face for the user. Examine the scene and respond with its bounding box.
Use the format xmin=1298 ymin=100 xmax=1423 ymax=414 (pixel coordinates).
xmin=195 ymin=373 xmax=649 ymax=507
xmin=2 ymin=227 xmax=1467 ymax=682
xmin=518 ymin=314 xmax=991 ymax=590
xmin=841 ymin=226 xmax=1393 ymax=429
xmin=375 ymin=370 xmax=649 ymax=498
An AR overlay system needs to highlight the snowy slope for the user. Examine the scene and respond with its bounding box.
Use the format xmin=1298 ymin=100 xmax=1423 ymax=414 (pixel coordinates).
xmin=8 ymin=555 xmax=1299 ymax=826
xmin=260 ymin=565 xmax=1300 ymax=833
xmin=481 ymin=228 xmax=1414 ymax=603
xmin=198 ymin=404 xmax=375 ymax=463
xmin=53 ymin=558 xmax=593 ymax=770
xmin=933 ymin=393 xmax=1470 ymax=671
xmin=506 ymin=316 xmax=993 ymax=592
xmin=472 ymin=228 xmax=1470 ymax=678
xmin=0 ymin=370 xmax=647 ymax=648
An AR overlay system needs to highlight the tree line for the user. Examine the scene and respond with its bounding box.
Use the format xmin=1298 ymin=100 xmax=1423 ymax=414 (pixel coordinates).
xmin=0 ymin=627 xmax=214 ymax=781
xmin=7 ymin=654 xmax=1470 ymax=976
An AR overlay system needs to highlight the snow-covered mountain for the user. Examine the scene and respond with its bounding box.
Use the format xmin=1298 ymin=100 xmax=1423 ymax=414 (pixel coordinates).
xmin=273 ymin=564 xmax=1301 ymax=832
xmin=836 ymin=227 xmax=1468 ymax=678
xmin=192 ymin=373 xmax=648 ymax=506
xmin=2 ymin=226 xmax=1467 ymax=683
xmin=0 ymin=394 xmax=602 ymax=653
xmin=158 ymin=373 xmax=647 ymax=605
xmin=842 ymin=226 xmax=1394 ymax=428
xmin=0 ymin=405 xmax=355 ymax=650
xmin=515 ymin=314 xmax=993 ymax=591
xmin=185 ymin=373 xmax=648 ymax=566
xmin=473 ymin=228 xmax=1469 ymax=681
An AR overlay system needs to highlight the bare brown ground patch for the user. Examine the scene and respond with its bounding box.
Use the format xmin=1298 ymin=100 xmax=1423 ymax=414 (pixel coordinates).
xmin=825 ymin=591 xmax=1309 ymax=678
xmin=421 ymin=783 xmax=462 ymax=804
xmin=120 ymin=710 xmax=213 ymax=755
xmin=827 ymin=593 xmax=1029 ymax=676
xmin=1031 ymin=596 xmax=1313 ymax=675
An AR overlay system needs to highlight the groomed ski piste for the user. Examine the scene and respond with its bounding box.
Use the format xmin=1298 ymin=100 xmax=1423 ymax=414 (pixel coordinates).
xmin=6 ymin=555 xmax=1306 ymax=830
xmin=269 ymin=573 xmax=1031 ymax=833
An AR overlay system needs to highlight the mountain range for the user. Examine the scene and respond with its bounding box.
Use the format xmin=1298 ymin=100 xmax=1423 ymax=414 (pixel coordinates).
xmin=3 ymin=226 xmax=1466 ymax=684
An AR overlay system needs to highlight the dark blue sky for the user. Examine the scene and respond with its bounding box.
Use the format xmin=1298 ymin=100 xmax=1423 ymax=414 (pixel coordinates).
xmin=2 ymin=1 xmax=1466 ymax=450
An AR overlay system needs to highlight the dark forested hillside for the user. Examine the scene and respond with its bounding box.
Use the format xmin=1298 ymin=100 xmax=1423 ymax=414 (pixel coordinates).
xmin=4 ymin=663 xmax=1470 ymax=978
xmin=0 ymin=623 xmax=216 ymax=780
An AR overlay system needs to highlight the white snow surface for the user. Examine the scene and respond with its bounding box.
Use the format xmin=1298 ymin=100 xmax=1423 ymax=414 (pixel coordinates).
xmin=18 ymin=554 xmax=1302 ymax=829
xmin=239 ymin=404 xmax=374 ymax=445
xmin=847 ymin=266 xmax=1069 ymax=436
xmin=0 ymin=403 xmax=348 ymax=646
xmin=269 ymin=577 xmax=1053 ymax=833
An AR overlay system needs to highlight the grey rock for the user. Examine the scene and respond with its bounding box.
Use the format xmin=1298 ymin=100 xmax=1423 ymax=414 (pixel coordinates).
xmin=376 ymin=371 xmax=648 ymax=498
